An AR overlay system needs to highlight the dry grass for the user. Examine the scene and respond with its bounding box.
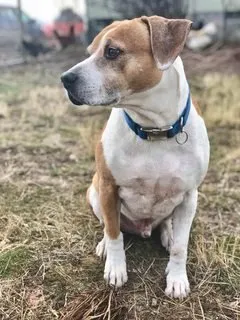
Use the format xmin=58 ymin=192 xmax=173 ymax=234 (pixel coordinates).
xmin=190 ymin=74 xmax=240 ymax=126
xmin=0 ymin=61 xmax=239 ymax=320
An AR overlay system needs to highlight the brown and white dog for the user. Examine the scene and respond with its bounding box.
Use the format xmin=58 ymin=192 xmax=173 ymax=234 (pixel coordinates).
xmin=61 ymin=16 xmax=210 ymax=299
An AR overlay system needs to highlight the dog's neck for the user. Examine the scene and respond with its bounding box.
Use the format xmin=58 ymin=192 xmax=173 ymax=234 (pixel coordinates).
xmin=118 ymin=57 xmax=189 ymax=128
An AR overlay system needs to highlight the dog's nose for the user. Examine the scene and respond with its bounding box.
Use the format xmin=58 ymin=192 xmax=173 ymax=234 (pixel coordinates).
xmin=61 ymin=72 xmax=77 ymax=88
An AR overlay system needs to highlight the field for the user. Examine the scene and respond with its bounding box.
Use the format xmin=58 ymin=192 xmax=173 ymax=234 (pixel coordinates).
xmin=0 ymin=49 xmax=239 ymax=320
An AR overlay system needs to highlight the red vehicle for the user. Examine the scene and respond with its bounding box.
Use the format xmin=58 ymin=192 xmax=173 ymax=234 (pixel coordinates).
xmin=43 ymin=8 xmax=85 ymax=41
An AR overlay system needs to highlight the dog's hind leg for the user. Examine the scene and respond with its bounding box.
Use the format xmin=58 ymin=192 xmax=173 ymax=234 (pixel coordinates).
xmin=87 ymin=174 xmax=103 ymax=224
xmin=87 ymin=173 xmax=106 ymax=259
xmin=160 ymin=217 xmax=173 ymax=252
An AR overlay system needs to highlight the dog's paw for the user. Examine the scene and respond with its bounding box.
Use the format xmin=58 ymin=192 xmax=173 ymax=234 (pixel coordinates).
xmin=97 ymin=232 xmax=128 ymax=288
xmin=165 ymin=268 xmax=190 ymax=299
xmin=96 ymin=238 xmax=106 ymax=260
xmin=104 ymin=253 xmax=128 ymax=288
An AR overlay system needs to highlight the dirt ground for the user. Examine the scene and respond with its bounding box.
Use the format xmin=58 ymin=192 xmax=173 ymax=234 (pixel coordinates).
xmin=0 ymin=46 xmax=239 ymax=320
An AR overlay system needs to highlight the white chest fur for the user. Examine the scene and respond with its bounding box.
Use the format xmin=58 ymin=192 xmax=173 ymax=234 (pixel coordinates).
xmin=102 ymin=108 xmax=209 ymax=229
xmin=101 ymin=58 xmax=209 ymax=230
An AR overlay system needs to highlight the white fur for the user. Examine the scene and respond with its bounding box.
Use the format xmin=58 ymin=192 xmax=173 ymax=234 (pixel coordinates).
xmin=91 ymin=56 xmax=209 ymax=297
xmin=164 ymin=189 xmax=198 ymax=298
xmin=88 ymin=184 xmax=103 ymax=224
xmin=67 ymin=54 xmax=116 ymax=105
xmin=157 ymin=60 xmax=172 ymax=71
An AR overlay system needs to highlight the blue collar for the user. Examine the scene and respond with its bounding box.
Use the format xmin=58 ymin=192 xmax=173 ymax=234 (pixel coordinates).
xmin=123 ymin=91 xmax=191 ymax=141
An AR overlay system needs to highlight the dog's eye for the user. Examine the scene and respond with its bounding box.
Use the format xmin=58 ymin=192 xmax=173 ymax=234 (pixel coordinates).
xmin=105 ymin=47 xmax=121 ymax=60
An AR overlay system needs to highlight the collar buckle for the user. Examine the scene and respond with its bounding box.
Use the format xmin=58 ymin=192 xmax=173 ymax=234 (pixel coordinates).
xmin=140 ymin=126 xmax=173 ymax=141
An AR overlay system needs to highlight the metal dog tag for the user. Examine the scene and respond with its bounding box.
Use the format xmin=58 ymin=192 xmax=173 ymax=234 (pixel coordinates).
xmin=175 ymin=130 xmax=188 ymax=145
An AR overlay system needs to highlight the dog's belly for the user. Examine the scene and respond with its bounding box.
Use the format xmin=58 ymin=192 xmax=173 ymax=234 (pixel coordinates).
xmin=118 ymin=178 xmax=185 ymax=236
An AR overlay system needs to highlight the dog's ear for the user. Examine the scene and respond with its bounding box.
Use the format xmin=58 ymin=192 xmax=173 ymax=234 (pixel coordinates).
xmin=87 ymin=21 xmax=121 ymax=54
xmin=141 ymin=16 xmax=192 ymax=70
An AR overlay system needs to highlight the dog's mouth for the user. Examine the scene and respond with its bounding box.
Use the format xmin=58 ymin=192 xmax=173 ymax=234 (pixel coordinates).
xmin=99 ymin=97 xmax=119 ymax=106
xmin=67 ymin=91 xmax=120 ymax=107
xmin=68 ymin=92 xmax=84 ymax=106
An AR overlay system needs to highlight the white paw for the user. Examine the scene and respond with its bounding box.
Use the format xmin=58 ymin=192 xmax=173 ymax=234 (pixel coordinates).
xmin=104 ymin=254 xmax=128 ymax=288
xmin=96 ymin=233 xmax=128 ymax=288
xmin=96 ymin=238 xmax=106 ymax=259
xmin=165 ymin=268 xmax=190 ymax=299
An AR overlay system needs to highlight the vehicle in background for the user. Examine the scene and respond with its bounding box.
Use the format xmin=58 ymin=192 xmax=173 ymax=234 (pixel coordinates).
xmin=0 ymin=5 xmax=48 ymax=61
xmin=0 ymin=5 xmax=45 ymax=43
xmin=43 ymin=8 xmax=85 ymax=44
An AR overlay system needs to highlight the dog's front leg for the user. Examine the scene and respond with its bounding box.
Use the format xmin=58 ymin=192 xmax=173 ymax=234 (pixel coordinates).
xmin=165 ymin=189 xmax=198 ymax=299
xmin=96 ymin=177 xmax=127 ymax=288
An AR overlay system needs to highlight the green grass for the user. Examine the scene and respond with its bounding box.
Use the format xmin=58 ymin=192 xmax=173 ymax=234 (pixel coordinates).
xmin=0 ymin=247 xmax=32 ymax=277
xmin=0 ymin=59 xmax=239 ymax=319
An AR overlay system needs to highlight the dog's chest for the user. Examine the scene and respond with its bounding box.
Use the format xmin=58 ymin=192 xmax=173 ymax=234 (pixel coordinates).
xmin=101 ymin=108 xmax=204 ymax=228
xmin=119 ymin=176 xmax=184 ymax=219
xmin=117 ymin=153 xmax=186 ymax=220
xmin=105 ymin=139 xmax=190 ymax=225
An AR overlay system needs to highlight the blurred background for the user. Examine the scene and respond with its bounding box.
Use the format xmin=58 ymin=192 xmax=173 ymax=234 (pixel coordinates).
xmin=0 ymin=1 xmax=240 ymax=320
xmin=0 ymin=0 xmax=240 ymax=65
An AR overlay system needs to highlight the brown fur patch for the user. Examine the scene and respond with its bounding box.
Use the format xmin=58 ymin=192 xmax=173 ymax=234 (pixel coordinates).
xmin=87 ymin=21 xmax=121 ymax=54
xmin=141 ymin=16 xmax=192 ymax=70
xmin=94 ymin=142 xmax=120 ymax=240
xmin=88 ymin=18 xmax=162 ymax=94
xmin=192 ymin=98 xmax=202 ymax=116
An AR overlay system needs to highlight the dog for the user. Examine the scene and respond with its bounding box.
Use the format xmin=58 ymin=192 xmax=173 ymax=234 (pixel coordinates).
xmin=61 ymin=16 xmax=210 ymax=299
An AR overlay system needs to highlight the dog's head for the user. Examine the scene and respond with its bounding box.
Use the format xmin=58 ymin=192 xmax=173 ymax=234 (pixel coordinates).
xmin=61 ymin=16 xmax=191 ymax=106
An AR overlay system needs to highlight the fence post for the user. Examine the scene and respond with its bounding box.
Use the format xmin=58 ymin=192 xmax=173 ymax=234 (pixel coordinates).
xmin=17 ymin=0 xmax=26 ymax=60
